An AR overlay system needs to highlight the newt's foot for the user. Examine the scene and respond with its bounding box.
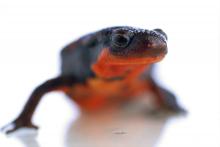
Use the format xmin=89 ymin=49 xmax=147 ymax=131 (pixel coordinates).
xmin=159 ymin=88 xmax=187 ymax=115
xmin=1 ymin=118 xmax=38 ymax=134
xmin=162 ymin=104 xmax=187 ymax=115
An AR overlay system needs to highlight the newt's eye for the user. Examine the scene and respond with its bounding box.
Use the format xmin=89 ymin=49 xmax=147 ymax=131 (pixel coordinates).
xmin=111 ymin=34 xmax=130 ymax=48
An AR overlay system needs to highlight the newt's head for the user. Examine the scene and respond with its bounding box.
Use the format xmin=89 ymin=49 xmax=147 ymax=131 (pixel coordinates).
xmin=101 ymin=26 xmax=168 ymax=65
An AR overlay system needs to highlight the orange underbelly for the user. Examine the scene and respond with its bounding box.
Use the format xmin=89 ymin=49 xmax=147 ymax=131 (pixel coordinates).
xmin=65 ymin=78 xmax=150 ymax=110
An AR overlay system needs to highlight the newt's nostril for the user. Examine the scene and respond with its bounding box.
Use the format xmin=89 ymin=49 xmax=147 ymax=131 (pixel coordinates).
xmin=147 ymin=42 xmax=155 ymax=48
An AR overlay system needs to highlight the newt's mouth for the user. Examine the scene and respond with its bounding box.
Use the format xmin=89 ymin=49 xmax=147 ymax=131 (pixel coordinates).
xmin=99 ymin=48 xmax=166 ymax=65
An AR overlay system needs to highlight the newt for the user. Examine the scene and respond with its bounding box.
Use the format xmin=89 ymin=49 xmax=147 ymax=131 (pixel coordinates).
xmin=2 ymin=26 xmax=185 ymax=134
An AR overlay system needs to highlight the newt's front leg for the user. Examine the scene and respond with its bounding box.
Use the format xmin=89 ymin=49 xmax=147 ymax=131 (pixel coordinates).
xmin=148 ymin=77 xmax=186 ymax=114
xmin=1 ymin=76 xmax=82 ymax=134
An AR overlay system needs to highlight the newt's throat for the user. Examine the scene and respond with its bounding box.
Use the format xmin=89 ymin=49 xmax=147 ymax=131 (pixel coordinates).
xmin=92 ymin=62 xmax=148 ymax=79
xmin=91 ymin=48 xmax=164 ymax=79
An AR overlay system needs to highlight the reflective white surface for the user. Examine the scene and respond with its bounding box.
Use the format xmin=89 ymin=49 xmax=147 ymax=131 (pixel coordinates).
xmin=0 ymin=0 xmax=220 ymax=146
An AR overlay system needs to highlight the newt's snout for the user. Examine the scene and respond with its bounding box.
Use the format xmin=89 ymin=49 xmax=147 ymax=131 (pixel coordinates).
xmin=144 ymin=30 xmax=168 ymax=56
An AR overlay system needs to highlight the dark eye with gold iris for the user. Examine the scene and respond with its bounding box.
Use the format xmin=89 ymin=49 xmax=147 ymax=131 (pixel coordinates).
xmin=111 ymin=34 xmax=130 ymax=48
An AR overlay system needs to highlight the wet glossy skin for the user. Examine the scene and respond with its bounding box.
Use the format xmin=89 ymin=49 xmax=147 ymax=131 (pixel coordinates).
xmin=1 ymin=26 xmax=185 ymax=134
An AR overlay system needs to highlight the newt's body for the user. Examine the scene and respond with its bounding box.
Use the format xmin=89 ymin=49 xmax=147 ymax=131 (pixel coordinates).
xmin=2 ymin=26 xmax=185 ymax=134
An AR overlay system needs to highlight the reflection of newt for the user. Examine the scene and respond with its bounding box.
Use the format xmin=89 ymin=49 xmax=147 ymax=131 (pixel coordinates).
xmin=2 ymin=26 xmax=185 ymax=134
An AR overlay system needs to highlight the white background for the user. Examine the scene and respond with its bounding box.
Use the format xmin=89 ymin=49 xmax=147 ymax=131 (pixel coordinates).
xmin=0 ymin=0 xmax=219 ymax=147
